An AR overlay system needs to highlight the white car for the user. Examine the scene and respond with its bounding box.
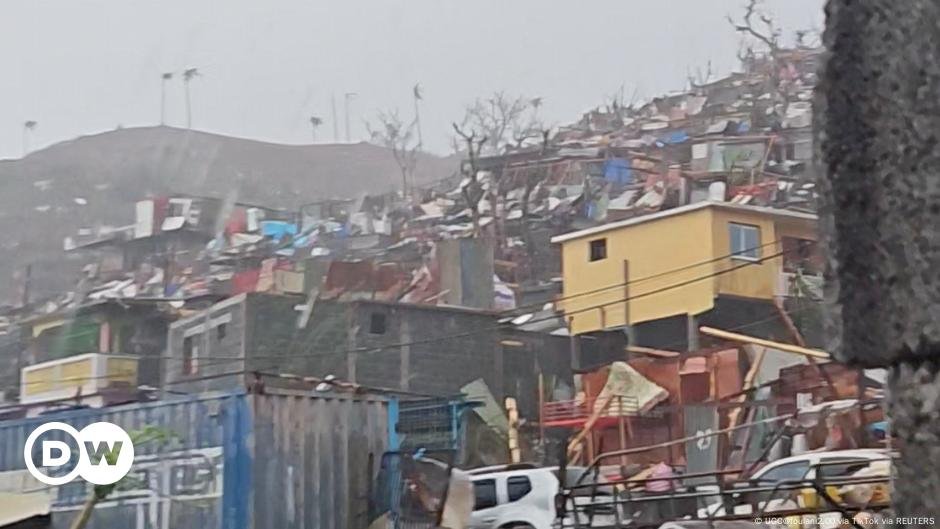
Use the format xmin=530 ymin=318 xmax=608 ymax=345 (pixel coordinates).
xmin=467 ymin=465 xmax=619 ymax=529
xmin=696 ymin=449 xmax=892 ymax=519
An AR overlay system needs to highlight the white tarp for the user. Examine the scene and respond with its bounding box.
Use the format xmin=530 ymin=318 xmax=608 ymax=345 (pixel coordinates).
xmin=595 ymin=361 xmax=669 ymax=416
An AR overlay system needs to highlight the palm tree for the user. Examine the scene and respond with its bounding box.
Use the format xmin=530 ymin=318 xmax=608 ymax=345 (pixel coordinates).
xmin=182 ymin=68 xmax=200 ymax=129
xmin=309 ymin=116 xmax=323 ymax=141
xmin=160 ymin=72 xmax=173 ymax=125
xmin=22 ymin=120 xmax=37 ymax=156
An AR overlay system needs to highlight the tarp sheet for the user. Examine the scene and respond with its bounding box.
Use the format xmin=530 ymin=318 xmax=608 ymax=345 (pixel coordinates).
xmin=595 ymin=361 xmax=669 ymax=416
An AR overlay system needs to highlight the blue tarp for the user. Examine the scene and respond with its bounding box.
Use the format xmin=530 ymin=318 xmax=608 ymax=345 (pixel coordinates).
xmin=260 ymin=220 xmax=298 ymax=241
xmin=603 ymin=157 xmax=633 ymax=185
xmin=660 ymin=130 xmax=690 ymax=145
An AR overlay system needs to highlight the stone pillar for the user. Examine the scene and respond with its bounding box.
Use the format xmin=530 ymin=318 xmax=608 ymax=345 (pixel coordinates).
xmin=818 ymin=1 xmax=940 ymax=524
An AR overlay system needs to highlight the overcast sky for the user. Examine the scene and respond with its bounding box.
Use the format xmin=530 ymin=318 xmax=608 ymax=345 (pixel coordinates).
xmin=1 ymin=0 xmax=823 ymax=159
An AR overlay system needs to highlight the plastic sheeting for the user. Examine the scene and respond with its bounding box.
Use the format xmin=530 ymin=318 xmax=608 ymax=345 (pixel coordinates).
xmin=260 ymin=220 xmax=298 ymax=241
xmin=603 ymin=158 xmax=633 ymax=185
xmin=595 ymin=361 xmax=669 ymax=415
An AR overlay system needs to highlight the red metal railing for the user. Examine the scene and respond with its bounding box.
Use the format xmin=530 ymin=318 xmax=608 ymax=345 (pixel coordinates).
xmin=542 ymin=395 xmax=641 ymax=426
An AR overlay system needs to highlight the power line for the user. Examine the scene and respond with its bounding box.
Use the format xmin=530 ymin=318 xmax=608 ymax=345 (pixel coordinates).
xmin=3 ymin=301 xmax=818 ymax=399
xmin=7 ymin=249 xmax=807 ymax=396
xmin=504 ymin=239 xmax=783 ymax=315
xmin=210 ymin=250 xmax=782 ymax=363
xmin=148 ymin=249 xmax=791 ymax=364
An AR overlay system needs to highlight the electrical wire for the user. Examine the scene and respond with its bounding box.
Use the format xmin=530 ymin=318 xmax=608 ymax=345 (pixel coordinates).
xmin=0 ymin=305 xmax=814 ymax=398
xmin=503 ymin=239 xmax=783 ymax=314
xmin=149 ymin=249 xmax=790 ymax=364
xmin=8 ymin=248 xmax=813 ymax=396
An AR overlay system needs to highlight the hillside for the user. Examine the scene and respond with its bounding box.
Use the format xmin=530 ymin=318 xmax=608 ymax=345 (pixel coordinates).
xmin=0 ymin=126 xmax=459 ymax=302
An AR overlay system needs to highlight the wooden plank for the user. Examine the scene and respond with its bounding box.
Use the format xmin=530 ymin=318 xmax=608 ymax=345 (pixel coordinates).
xmin=773 ymin=297 xmax=837 ymax=392
xmin=618 ymin=396 xmax=628 ymax=468
xmin=626 ymin=345 xmax=680 ymax=358
xmin=566 ymin=394 xmax=614 ymax=459
xmin=726 ymin=345 xmax=766 ymax=435
xmin=538 ymin=373 xmax=546 ymax=443
xmin=698 ymin=326 xmax=830 ymax=359
xmin=506 ymin=397 xmax=521 ymax=463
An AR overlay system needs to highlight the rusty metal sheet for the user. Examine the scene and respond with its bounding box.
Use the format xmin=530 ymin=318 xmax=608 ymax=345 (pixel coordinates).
xmin=711 ymin=348 xmax=743 ymax=401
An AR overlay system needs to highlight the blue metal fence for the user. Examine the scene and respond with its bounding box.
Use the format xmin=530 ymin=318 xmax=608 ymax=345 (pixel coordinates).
xmin=389 ymin=397 xmax=476 ymax=453
xmin=380 ymin=397 xmax=475 ymax=529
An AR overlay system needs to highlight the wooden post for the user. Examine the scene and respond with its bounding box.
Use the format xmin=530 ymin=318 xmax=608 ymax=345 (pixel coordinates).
xmin=538 ymin=373 xmax=546 ymax=443
xmin=727 ymin=345 xmax=766 ymax=440
xmin=400 ymin=316 xmax=411 ymax=390
xmin=687 ymin=313 xmax=699 ymax=351
xmin=567 ymin=316 xmax=580 ymax=370
xmin=587 ymin=430 xmax=595 ymax=464
xmin=345 ymin=305 xmax=358 ymax=383
xmin=623 ymin=260 xmax=634 ymax=345
xmin=618 ymin=396 xmax=628 ymax=469
xmin=566 ymin=394 xmax=613 ymax=460
xmin=506 ymin=397 xmax=521 ymax=463
xmin=773 ymin=297 xmax=836 ymax=391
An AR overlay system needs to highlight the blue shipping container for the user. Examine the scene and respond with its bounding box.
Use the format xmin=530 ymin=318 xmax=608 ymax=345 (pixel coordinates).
xmin=0 ymin=389 xmax=388 ymax=529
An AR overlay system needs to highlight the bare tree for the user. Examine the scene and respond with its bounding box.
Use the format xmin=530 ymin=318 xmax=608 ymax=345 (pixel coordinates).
xmin=182 ymin=68 xmax=200 ymax=129
xmin=727 ymin=0 xmax=791 ymax=113
xmin=367 ymin=110 xmax=420 ymax=197
xmin=460 ymin=92 xmax=543 ymax=154
xmin=451 ymin=123 xmax=488 ymax=235
xmin=519 ymin=129 xmax=554 ymax=279
xmin=687 ymin=60 xmax=714 ymax=90
xmin=309 ymin=115 xmax=323 ymax=141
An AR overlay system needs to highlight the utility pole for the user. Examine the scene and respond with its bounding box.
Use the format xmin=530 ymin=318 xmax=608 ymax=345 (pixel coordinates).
xmin=182 ymin=68 xmax=200 ymax=129
xmin=413 ymin=83 xmax=424 ymax=149
xmin=819 ymin=1 xmax=940 ymax=524
xmin=331 ymin=93 xmax=339 ymax=142
xmin=344 ymin=92 xmax=357 ymax=142
xmin=22 ymin=120 xmax=36 ymax=156
xmin=160 ymin=72 xmax=173 ymax=125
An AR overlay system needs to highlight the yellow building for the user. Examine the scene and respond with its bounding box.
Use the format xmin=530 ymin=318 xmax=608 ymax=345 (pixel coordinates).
xmin=551 ymin=201 xmax=818 ymax=336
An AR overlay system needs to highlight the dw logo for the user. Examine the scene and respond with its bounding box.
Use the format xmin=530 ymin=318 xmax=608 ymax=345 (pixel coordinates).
xmin=23 ymin=422 xmax=134 ymax=486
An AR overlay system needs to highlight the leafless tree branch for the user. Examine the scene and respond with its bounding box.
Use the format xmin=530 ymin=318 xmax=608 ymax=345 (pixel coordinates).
xmin=455 ymin=92 xmax=543 ymax=154
xmin=367 ymin=110 xmax=420 ymax=197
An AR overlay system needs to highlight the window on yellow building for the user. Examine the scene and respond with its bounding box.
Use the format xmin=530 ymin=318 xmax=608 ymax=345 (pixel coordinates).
xmin=589 ymin=238 xmax=607 ymax=261
xmin=729 ymin=223 xmax=761 ymax=260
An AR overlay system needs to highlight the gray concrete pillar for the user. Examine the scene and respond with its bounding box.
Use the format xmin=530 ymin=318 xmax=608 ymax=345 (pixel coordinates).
xmin=818 ymin=1 xmax=940 ymax=524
